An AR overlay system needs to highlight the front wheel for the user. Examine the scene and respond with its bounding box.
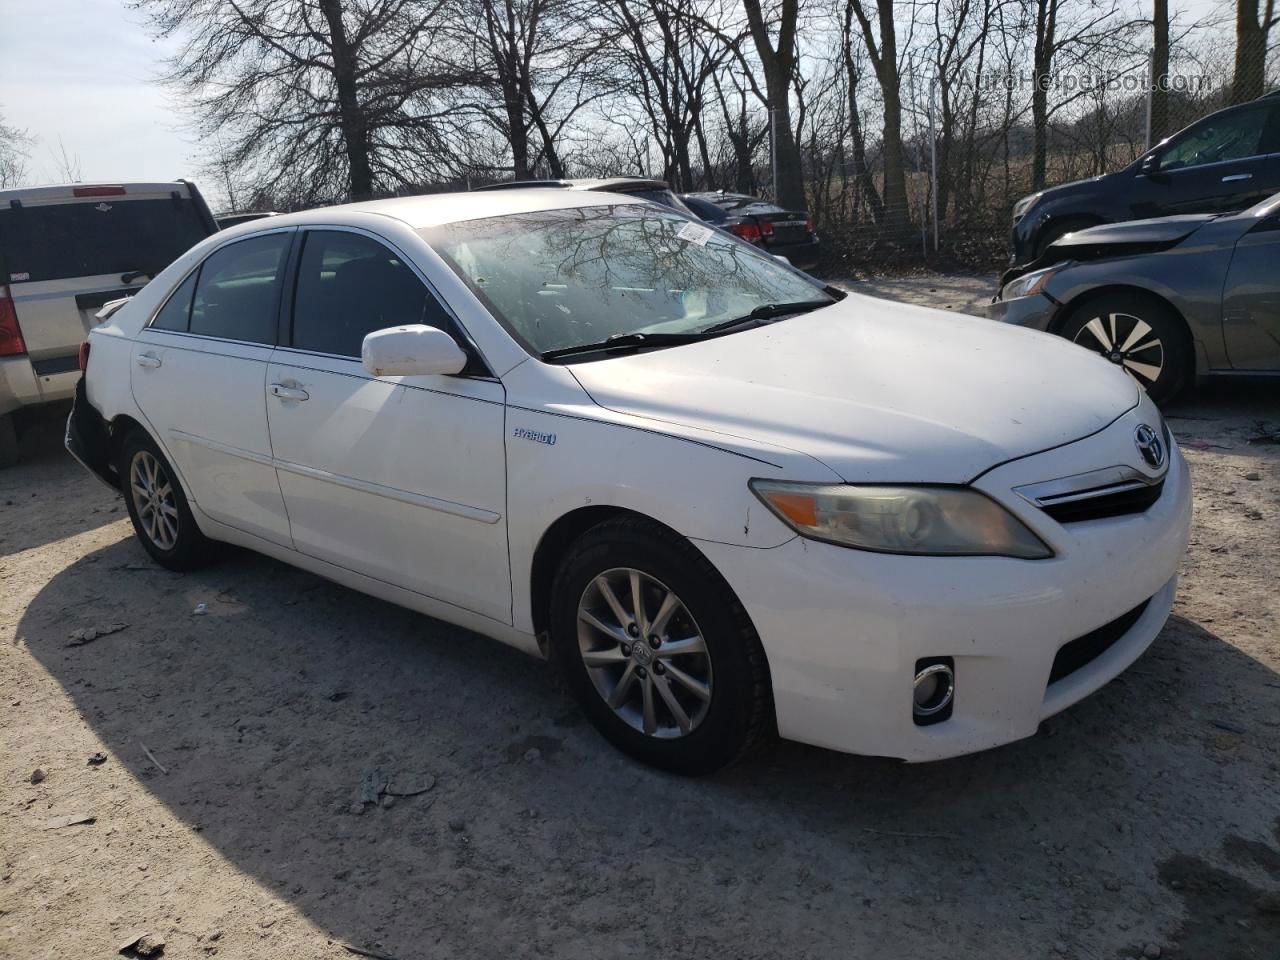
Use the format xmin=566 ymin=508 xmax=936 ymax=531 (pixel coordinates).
xmin=550 ymin=516 xmax=770 ymax=775
xmin=118 ymin=430 xmax=217 ymax=570
xmin=1057 ymin=293 xmax=1188 ymax=405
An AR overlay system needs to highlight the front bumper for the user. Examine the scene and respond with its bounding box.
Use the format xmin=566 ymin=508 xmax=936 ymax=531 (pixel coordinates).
xmin=694 ymin=410 xmax=1192 ymax=762
xmin=986 ymin=291 xmax=1058 ymax=331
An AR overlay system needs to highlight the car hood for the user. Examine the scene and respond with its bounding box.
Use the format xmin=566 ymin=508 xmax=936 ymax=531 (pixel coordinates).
xmin=1049 ymin=213 xmax=1217 ymax=252
xmin=568 ymin=294 xmax=1139 ymax=483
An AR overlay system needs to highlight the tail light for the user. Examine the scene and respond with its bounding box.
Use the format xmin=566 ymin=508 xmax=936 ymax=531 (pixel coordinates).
xmin=806 ymin=217 xmax=816 ymax=233
xmin=0 ymin=285 xmax=26 ymax=357
xmin=78 ymin=340 xmax=91 ymax=371
xmin=760 ymin=221 xmax=774 ymax=238
xmin=728 ymin=222 xmax=763 ymax=243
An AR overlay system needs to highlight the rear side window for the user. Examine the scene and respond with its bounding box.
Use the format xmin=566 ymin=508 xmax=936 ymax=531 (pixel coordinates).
xmin=190 ymin=233 xmax=290 ymax=344
xmin=683 ymin=197 xmax=727 ymax=222
xmin=0 ymin=197 xmax=211 ymax=285
xmin=151 ymin=271 xmax=198 ymax=332
xmin=290 ymin=230 xmax=452 ymax=357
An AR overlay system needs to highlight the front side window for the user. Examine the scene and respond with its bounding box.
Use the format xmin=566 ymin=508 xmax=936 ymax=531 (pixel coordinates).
xmin=291 ymin=230 xmax=452 ymax=357
xmin=189 ymin=233 xmax=291 ymax=344
xmin=1157 ymin=108 xmax=1269 ymax=171
xmin=422 ymin=204 xmax=827 ymax=357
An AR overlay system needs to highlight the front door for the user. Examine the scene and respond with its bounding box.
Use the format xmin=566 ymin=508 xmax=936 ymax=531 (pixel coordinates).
xmin=130 ymin=230 xmax=294 ymax=546
xmin=264 ymin=228 xmax=511 ymax=623
xmin=1130 ymin=102 xmax=1280 ymax=219
xmin=1223 ymin=213 xmax=1280 ymax=370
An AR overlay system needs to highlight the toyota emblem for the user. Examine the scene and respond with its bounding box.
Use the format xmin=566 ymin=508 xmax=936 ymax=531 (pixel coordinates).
xmin=1134 ymin=423 xmax=1165 ymax=470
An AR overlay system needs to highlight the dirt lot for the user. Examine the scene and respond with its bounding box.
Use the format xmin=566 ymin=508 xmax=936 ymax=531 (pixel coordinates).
xmin=2 ymin=277 xmax=1278 ymax=960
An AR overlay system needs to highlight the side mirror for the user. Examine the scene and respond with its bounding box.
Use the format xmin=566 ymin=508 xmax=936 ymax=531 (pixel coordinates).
xmin=1139 ymin=153 xmax=1160 ymax=176
xmin=362 ymin=324 xmax=467 ymax=377
xmin=773 ymin=254 xmax=793 ymax=265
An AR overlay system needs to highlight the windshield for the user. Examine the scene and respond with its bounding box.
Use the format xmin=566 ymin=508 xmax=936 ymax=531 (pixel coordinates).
xmin=423 ymin=204 xmax=828 ymax=356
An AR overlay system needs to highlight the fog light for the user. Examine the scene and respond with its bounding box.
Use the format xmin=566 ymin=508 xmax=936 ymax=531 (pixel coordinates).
xmin=913 ymin=661 xmax=954 ymax=722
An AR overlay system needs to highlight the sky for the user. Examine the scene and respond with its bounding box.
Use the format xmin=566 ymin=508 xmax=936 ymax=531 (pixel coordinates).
xmin=0 ymin=0 xmax=211 ymax=199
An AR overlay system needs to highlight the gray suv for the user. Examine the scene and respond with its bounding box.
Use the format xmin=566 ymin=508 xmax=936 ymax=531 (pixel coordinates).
xmin=0 ymin=180 xmax=217 ymax=465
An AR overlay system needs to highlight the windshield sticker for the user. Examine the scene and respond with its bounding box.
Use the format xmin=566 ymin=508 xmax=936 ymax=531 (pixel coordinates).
xmin=676 ymin=222 xmax=713 ymax=246
xmin=9 ymin=272 xmax=29 ymax=283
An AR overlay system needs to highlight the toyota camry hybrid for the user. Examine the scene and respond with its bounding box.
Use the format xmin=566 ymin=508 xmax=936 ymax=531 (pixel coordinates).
xmin=67 ymin=189 xmax=1192 ymax=774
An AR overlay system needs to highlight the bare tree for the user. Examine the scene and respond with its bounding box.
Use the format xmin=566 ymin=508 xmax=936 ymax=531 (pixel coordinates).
xmin=0 ymin=113 xmax=32 ymax=189
xmin=741 ymin=0 xmax=806 ymax=208
xmin=847 ymin=0 xmax=911 ymax=232
xmin=135 ymin=0 xmax=485 ymax=204
xmin=1231 ymin=0 xmax=1276 ymax=102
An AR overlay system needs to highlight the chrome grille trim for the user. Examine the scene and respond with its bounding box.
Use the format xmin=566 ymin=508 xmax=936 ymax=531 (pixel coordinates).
xmin=1013 ymin=464 xmax=1163 ymax=510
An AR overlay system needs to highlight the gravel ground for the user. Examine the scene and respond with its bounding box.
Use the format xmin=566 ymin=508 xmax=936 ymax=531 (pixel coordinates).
xmin=2 ymin=277 xmax=1278 ymax=960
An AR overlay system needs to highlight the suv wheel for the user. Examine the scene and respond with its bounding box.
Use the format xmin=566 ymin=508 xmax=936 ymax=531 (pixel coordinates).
xmin=1057 ymin=292 xmax=1188 ymax=404
xmin=118 ymin=430 xmax=216 ymax=570
xmin=550 ymin=516 xmax=770 ymax=775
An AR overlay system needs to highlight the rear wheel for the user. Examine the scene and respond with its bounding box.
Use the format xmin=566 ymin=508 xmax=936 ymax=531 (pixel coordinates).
xmin=1057 ymin=292 xmax=1188 ymax=404
xmin=118 ymin=430 xmax=216 ymax=570
xmin=550 ymin=516 xmax=770 ymax=775
xmin=0 ymin=413 xmax=17 ymax=469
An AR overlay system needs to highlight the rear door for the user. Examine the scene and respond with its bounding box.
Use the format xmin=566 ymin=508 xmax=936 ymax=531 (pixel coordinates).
xmin=130 ymin=230 xmax=294 ymax=546
xmin=1222 ymin=211 xmax=1280 ymax=370
xmin=265 ymin=227 xmax=511 ymax=622
xmin=0 ymin=186 xmax=213 ymax=374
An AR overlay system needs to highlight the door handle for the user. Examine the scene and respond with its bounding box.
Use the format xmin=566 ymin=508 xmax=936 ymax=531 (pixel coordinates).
xmin=136 ymin=352 xmax=161 ymax=369
xmin=270 ymin=383 xmax=310 ymax=402
xmin=1221 ymin=173 xmax=1252 ymax=182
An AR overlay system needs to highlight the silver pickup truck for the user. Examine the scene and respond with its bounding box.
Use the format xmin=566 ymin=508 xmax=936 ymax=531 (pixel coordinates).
xmin=0 ymin=180 xmax=218 ymax=466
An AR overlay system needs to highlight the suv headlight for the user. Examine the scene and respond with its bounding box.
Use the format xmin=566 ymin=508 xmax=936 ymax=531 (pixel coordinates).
xmin=1012 ymin=193 xmax=1042 ymax=222
xmin=1000 ymin=267 xmax=1057 ymax=301
xmin=750 ymin=480 xmax=1053 ymax=559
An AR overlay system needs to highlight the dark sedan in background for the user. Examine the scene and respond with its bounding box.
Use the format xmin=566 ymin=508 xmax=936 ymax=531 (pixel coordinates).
xmin=1010 ymin=91 xmax=1280 ymax=264
xmin=681 ymin=192 xmax=821 ymax=269
xmin=990 ymin=192 xmax=1280 ymax=403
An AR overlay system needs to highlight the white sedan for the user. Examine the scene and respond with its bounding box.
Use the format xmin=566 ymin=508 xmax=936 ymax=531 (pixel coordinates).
xmin=68 ymin=190 xmax=1191 ymax=774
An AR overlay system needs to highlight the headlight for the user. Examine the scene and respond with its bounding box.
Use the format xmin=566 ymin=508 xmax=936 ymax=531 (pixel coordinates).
xmin=1012 ymin=193 xmax=1042 ymax=221
xmin=1000 ymin=267 xmax=1057 ymax=301
xmin=750 ymin=480 xmax=1053 ymax=559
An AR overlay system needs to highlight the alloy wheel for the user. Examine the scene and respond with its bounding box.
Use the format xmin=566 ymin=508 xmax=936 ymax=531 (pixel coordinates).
xmin=576 ymin=567 xmax=713 ymax=739
xmin=129 ymin=450 xmax=179 ymax=550
xmin=1071 ymin=311 xmax=1164 ymax=390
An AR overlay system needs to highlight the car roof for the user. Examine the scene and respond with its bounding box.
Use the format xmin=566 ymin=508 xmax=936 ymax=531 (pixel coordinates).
xmin=241 ymin=188 xmax=646 ymax=232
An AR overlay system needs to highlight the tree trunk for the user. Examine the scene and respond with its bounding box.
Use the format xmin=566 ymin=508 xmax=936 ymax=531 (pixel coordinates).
xmin=742 ymin=0 xmax=807 ymax=210
xmin=1231 ymin=0 xmax=1266 ymax=104
xmin=1030 ymin=0 xmax=1058 ymax=191
xmin=1150 ymin=0 xmax=1170 ymax=144
xmin=849 ymin=0 xmax=910 ymax=234
xmin=318 ymin=0 xmax=373 ymax=200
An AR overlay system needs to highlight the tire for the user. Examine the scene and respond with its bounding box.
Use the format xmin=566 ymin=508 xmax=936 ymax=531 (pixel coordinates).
xmin=549 ymin=516 xmax=770 ymax=775
xmin=118 ymin=429 xmax=217 ymax=570
xmin=0 ymin=413 xmax=18 ymax=469
xmin=1033 ymin=218 xmax=1095 ymax=260
xmin=1057 ymin=292 xmax=1189 ymax=405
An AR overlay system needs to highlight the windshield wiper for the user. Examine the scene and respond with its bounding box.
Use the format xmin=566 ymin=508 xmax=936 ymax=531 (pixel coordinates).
xmin=541 ymin=331 xmax=709 ymax=361
xmin=541 ymin=297 xmax=835 ymax=362
xmin=699 ymin=298 xmax=834 ymax=335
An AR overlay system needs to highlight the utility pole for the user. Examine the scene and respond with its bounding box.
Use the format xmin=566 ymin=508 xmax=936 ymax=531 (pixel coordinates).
xmin=1143 ymin=47 xmax=1155 ymax=151
xmin=929 ymin=76 xmax=939 ymax=253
